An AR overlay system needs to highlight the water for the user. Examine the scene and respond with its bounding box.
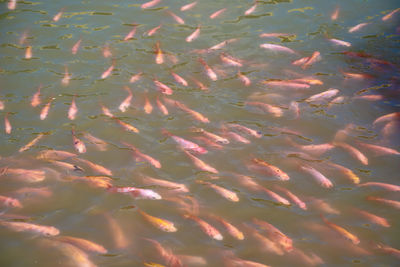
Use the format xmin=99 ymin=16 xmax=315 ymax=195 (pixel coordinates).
xmin=1 ymin=0 xmax=399 ymax=266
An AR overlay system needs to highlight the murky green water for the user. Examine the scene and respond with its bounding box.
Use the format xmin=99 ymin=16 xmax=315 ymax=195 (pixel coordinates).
xmin=1 ymin=0 xmax=399 ymax=266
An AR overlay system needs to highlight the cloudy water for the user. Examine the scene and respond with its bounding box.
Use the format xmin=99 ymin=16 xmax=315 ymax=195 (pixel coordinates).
xmin=0 ymin=0 xmax=399 ymax=266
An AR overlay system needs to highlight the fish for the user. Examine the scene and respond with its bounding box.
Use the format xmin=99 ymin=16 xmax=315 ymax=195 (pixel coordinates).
xmin=259 ymin=32 xmax=291 ymax=38
xmin=82 ymin=132 xmax=108 ymax=151
xmin=252 ymin=218 xmax=293 ymax=252
xmin=153 ymin=79 xmax=173 ymax=95
xmin=198 ymin=58 xmax=218 ymax=81
xmin=175 ymin=101 xmax=210 ymax=123
xmin=246 ymin=101 xmax=283 ymax=117
xmin=25 ymin=46 xmax=32 ymax=59
xmin=49 ymin=160 xmax=84 ymax=172
xmin=238 ymin=71 xmax=251 ymax=86
xmin=113 ymin=117 xmax=139 ymax=133
xmin=139 ymin=209 xmax=177 ymax=232
xmin=71 ymin=39 xmax=81 ymax=54
xmin=166 ymin=11 xmax=185 ymax=24
xmin=101 ymin=103 xmax=115 ymax=117
xmin=162 ymin=129 xmax=207 ymax=154
xmin=129 ymin=72 xmax=143 ymax=83
xmin=155 ymin=41 xmax=164 ymax=64
xmin=101 ymin=60 xmax=115 ymax=79
xmin=73 ymin=158 xmax=112 ymax=176
xmin=119 ymin=86 xmax=133 ymax=112
xmin=8 ymin=0 xmax=17 ymax=10
xmin=141 ymin=0 xmax=162 ymax=9
xmin=326 ymin=162 xmax=360 ymax=184
xmin=102 ymin=44 xmax=112 ymax=58
xmin=244 ymin=225 xmax=285 ymax=255
xmin=257 ymin=186 xmax=291 ymax=205
xmin=69 ymin=176 xmax=112 ymax=190
xmin=31 ymin=85 xmax=42 ymax=107
xmin=40 ymin=98 xmax=54 ymax=120
xmin=382 ymin=8 xmax=400 ymax=21
xmin=55 ymin=236 xmax=107 ymax=254
xmin=61 ymin=65 xmax=71 ymax=86
xmin=245 ymin=3 xmax=257 ymax=15
xmin=220 ymin=53 xmax=243 ymax=67
xmin=144 ymin=94 xmax=153 ymax=114
xmin=250 ymin=158 xmax=290 ymax=181
xmin=37 ymin=150 xmax=77 ymax=161
xmin=19 ymin=133 xmax=44 ymax=152
xmin=372 ymin=112 xmax=400 ymax=126
xmin=226 ymin=123 xmax=262 ymax=138
xmin=209 ymin=8 xmax=226 ymax=19
xmin=180 ymin=1 xmax=197 ymax=11
xmin=171 ymin=71 xmax=188 ymax=86
xmin=103 ymin=213 xmax=130 ymax=249
xmin=374 ymin=243 xmax=400 ymax=259
xmin=341 ymin=71 xmax=373 ymax=79
xmin=208 ymin=38 xmax=238 ymax=50
xmin=156 ymin=96 xmax=169 ymax=115
xmin=358 ymin=182 xmax=400 ymax=192
xmin=348 ymin=22 xmax=369 ymax=33
xmin=260 ymin=43 xmax=297 ymax=54
xmin=273 ymin=185 xmax=307 ymax=210
xmin=329 ymin=38 xmax=351 ymax=47
xmin=108 ymin=186 xmax=162 ymax=200
xmin=184 ymin=214 xmax=223 ymax=240
xmin=68 ymin=95 xmax=78 ymax=120
xmin=306 ymin=89 xmax=339 ymax=103
xmin=124 ymin=25 xmax=137 ymax=41
xmin=197 ymin=180 xmax=239 ymax=202
xmin=366 ymin=196 xmax=400 ymax=210
xmin=288 ymin=101 xmax=300 ymax=119
xmin=2 ymin=168 xmax=46 ymax=183
xmin=71 ymin=129 xmax=86 ymax=154
xmin=52 ymin=8 xmax=64 ymax=22
xmin=142 ymin=238 xmax=182 ymax=267
xmin=331 ymin=6 xmax=339 ymax=20
xmin=211 ymin=215 xmax=244 ymax=240
xmin=302 ymin=51 xmax=321 ymax=69
xmin=0 ymin=221 xmax=59 ymax=236
xmin=333 ymin=142 xmax=368 ymax=165
xmin=190 ymin=127 xmax=229 ymax=144
xmin=141 ymin=175 xmax=188 ymax=193
xmin=352 ymin=208 xmax=390 ymax=228
xmin=147 ymin=24 xmax=162 ymax=36
xmin=122 ymin=141 xmax=161 ymax=169
xmin=186 ymin=25 xmax=200 ymax=42
xmin=355 ymin=141 xmax=400 ymax=156
xmin=4 ymin=113 xmax=11 ymax=134
xmin=0 ymin=195 xmax=22 ymax=208
xmin=300 ymin=165 xmax=333 ymax=188
xmin=262 ymin=80 xmax=310 ymax=89
xmin=183 ymin=150 xmax=218 ymax=173
xmin=320 ymin=215 xmax=360 ymax=245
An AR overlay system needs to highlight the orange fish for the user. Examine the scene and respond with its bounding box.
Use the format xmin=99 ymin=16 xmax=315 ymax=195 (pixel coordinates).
xmin=331 ymin=6 xmax=339 ymax=20
xmin=382 ymin=8 xmax=400 ymax=21
xmin=122 ymin=141 xmax=161 ymax=169
xmin=82 ymin=132 xmax=108 ymax=151
xmin=198 ymin=58 xmax=217 ymax=81
xmin=102 ymin=44 xmax=112 ymax=58
xmin=147 ymin=24 xmax=162 ymax=36
xmin=55 ymin=235 xmax=107 ymax=254
xmin=353 ymin=208 xmax=390 ymax=227
xmin=211 ymin=215 xmax=244 ymax=240
xmin=104 ymin=213 xmax=130 ymax=249
xmin=71 ymin=129 xmax=86 ymax=153
xmin=52 ymin=8 xmax=65 ymax=22
xmin=129 ymin=72 xmax=143 ymax=83
xmin=31 ymin=85 xmax=41 ymax=107
xmin=71 ymin=39 xmax=81 ymax=54
xmin=175 ymin=101 xmax=209 ymax=123
xmin=153 ymin=79 xmax=173 ymax=95
xmin=4 ymin=113 xmax=11 ymax=134
xmin=0 ymin=195 xmax=22 ymax=208
xmin=101 ymin=60 xmax=115 ymax=79
xmin=238 ymin=71 xmax=251 ymax=86
xmin=119 ymin=86 xmax=133 ymax=112
xmin=61 ymin=65 xmax=71 ymax=86
xmin=113 ymin=117 xmax=139 ymax=133
xmin=300 ymin=165 xmax=333 ymax=188
xmin=197 ymin=180 xmax=239 ymax=202
xmin=124 ymin=25 xmax=137 ymax=41
xmin=156 ymin=96 xmax=168 ymax=115
xmin=73 ymin=158 xmax=112 ymax=176
xmin=171 ymin=71 xmax=188 ymax=86
xmin=139 ymin=209 xmax=177 ymax=232
xmin=250 ymin=158 xmax=290 ymax=181
xmin=210 ymin=8 xmax=226 ymax=19
xmin=334 ymin=141 xmax=368 ymax=165
xmin=155 ymin=41 xmax=164 ymax=64
xmin=19 ymin=133 xmax=44 ymax=152
xmin=8 ymin=0 xmax=17 ymax=10
xmin=0 ymin=221 xmax=59 ymax=236
xmin=25 ymin=46 xmax=32 ymax=59
xmin=366 ymin=196 xmax=400 ymax=209
xmin=40 ymin=98 xmax=54 ymax=120
xmin=144 ymin=94 xmax=153 ymax=114
xmin=183 ymin=150 xmax=218 ymax=173
xmin=321 ymin=215 xmax=360 ymax=245
xmin=184 ymin=214 xmax=223 ymax=240
xmin=186 ymin=25 xmax=200 ymax=42
xmin=68 ymin=95 xmax=78 ymax=120
xmin=166 ymin=10 xmax=185 ymax=24
xmin=141 ymin=175 xmax=188 ymax=193
xmin=245 ymin=3 xmax=257 ymax=15
xmin=252 ymin=218 xmax=293 ymax=252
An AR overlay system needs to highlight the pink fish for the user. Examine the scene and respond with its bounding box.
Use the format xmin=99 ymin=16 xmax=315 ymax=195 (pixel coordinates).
xmin=124 ymin=26 xmax=137 ymax=41
xmin=146 ymin=24 xmax=162 ymax=36
xmin=129 ymin=72 xmax=142 ymax=84
xmin=119 ymin=86 xmax=133 ymax=112
xmin=246 ymin=101 xmax=283 ymax=117
xmin=175 ymin=101 xmax=209 ymax=123
xmin=226 ymin=123 xmax=262 ymax=138
xmin=250 ymin=158 xmax=290 ymax=181
xmin=260 ymin=32 xmax=291 ymax=38
xmin=162 ymin=129 xmax=207 ymax=154
xmin=141 ymin=176 xmax=188 ymax=193
xmin=71 ymin=39 xmax=81 ymax=54
xmin=101 ymin=60 xmax=115 ymax=79
xmin=348 ymin=22 xmax=369 ymax=33
xmin=274 ymin=185 xmax=307 ymax=210
xmin=329 ymin=38 xmax=351 ymax=47
xmin=171 ymin=71 xmax=188 ymax=86
xmin=61 ymin=65 xmax=71 ymax=86
xmin=358 ymin=182 xmax=400 ymax=192
xmin=186 ymin=25 xmax=201 ymax=42
xmin=197 ymin=180 xmax=239 ymax=202
xmin=25 ymin=46 xmax=32 ymax=59
xmin=181 ymin=1 xmax=198 ymax=11
xmin=302 ymin=51 xmax=321 ymax=69
xmin=156 ymin=96 xmax=168 ymax=115
xmin=143 ymin=94 xmax=153 ymax=114
xmin=4 ymin=113 xmax=11 ymax=134
xmin=114 ymin=118 xmax=139 ymax=133
xmin=8 ymin=0 xmax=17 ymax=10
xmin=183 ymin=150 xmax=218 ymax=173
xmin=68 ymin=95 xmax=78 ymax=120
xmin=100 ymin=104 xmax=114 ymax=118
xmin=289 ymin=101 xmax=299 ymax=119
xmin=166 ymin=10 xmax=185 ymax=24
xmin=210 ymin=8 xmax=226 ymax=19
xmin=108 ymin=186 xmax=161 ymax=200
xmin=190 ymin=76 xmax=208 ymax=90
xmin=245 ymin=3 xmax=257 ymax=15
xmin=0 ymin=195 xmax=22 ymax=208
xmin=191 ymin=127 xmax=229 ymax=144
xmin=122 ymin=142 xmax=161 ymax=169
xmin=208 ymin=38 xmax=238 ymax=50
xmin=40 ymin=98 xmax=54 ymax=120
xmin=184 ymin=214 xmax=223 ymax=240
xmin=252 ymin=218 xmax=293 ymax=252
xmin=382 ymin=8 xmax=400 ymax=21
xmin=237 ymin=71 xmax=251 ymax=86
xmin=260 ymin=43 xmax=297 ymax=54
xmin=154 ymin=41 xmax=164 ymax=64
xmin=52 ymin=8 xmax=65 ymax=22
xmin=300 ymin=165 xmax=333 ymax=188
xmin=220 ymin=53 xmax=243 ymax=67
xmin=367 ymin=196 xmax=400 ymax=210
xmin=306 ymin=88 xmax=339 ymax=103
xmin=0 ymin=221 xmax=59 ymax=236
xmin=258 ymin=186 xmax=290 ymax=205
xmin=331 ymin=6 xmax=339 ymax=20
xmin=224 ymin=130 xmax=251 ymax=144
xmin=141 ymin=0 xmax=162 ymax=9
xmin=373 ymin=112 xmax=400 ymax=126
xmin=102 ymin=44 xmax=112 ymax=58
xmin=71 ymin=129 xmax=86 ymax=154
xmin=211 ymin=215 xmax=244 ymax=240
xmin=198 ymin=58 xmax=217 ymax=81
xmin=263 ymin=80 xmax=310 ymax=89
xmin=355 ymin=141 xmax=400 ymax=156
xmin=153 ymin=79 xmax=173 ymax=95
xmin=334 ymin=141 xmax=368 ymax=165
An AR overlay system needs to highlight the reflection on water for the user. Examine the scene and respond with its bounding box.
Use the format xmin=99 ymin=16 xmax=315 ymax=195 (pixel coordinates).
xmin=1 ymin=0 xmax=400 ymax=266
